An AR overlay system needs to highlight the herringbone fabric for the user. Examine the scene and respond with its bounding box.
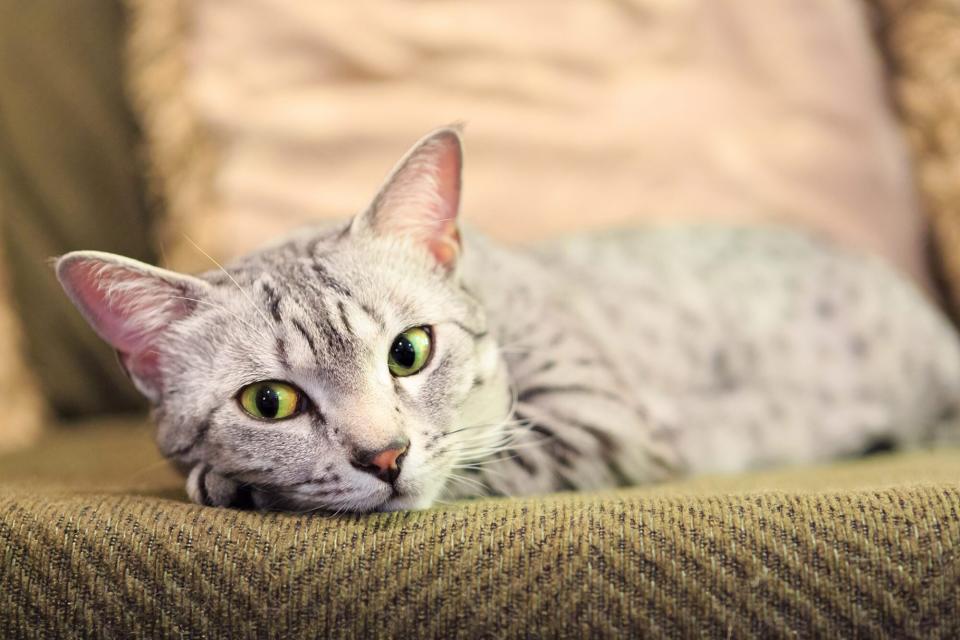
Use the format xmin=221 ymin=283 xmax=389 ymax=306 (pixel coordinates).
xmin=868 ymin=0 xmax=960 ymax=314
xmin=2 ymin=422 xmax=959 ymax=639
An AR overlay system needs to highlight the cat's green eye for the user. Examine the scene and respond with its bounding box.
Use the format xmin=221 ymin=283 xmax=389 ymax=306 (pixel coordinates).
xmin=388 ymin=326 xmax=433 ymax=377
xmin=238 ymin=381 xmax=303 ymax=420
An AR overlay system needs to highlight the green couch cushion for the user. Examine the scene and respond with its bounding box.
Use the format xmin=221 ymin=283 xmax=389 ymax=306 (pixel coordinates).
xmin=2 ymin=419 xmax=959 ymax=638
xmin=0 ymin=0 xmax=155 ymax=418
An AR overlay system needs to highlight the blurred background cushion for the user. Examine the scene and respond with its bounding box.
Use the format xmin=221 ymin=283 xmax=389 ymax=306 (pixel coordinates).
xmin=869 ymin=0 xmax=960 ymax=319
xmin=0 ymin=0 xmax=157 ymax=420
xmin=0 ymin=233 xmax=44 ymax=452
xmin=127 ymin=0 xmax=933 ymax=295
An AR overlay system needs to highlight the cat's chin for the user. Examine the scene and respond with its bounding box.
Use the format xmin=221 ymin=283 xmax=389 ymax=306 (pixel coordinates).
xmin=373 ymin=492 xmax=436 ymax=513
xmin=276 ymin=484 xmax=439 ymax=514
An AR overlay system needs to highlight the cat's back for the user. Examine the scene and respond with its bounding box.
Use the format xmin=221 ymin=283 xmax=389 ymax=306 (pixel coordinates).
xmin=529 ymin=224 xmax=960 ymax=452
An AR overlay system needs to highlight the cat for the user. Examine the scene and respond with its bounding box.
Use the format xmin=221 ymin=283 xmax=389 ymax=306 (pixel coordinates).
xmin=56 ymin=127 xmax=960 ymax=513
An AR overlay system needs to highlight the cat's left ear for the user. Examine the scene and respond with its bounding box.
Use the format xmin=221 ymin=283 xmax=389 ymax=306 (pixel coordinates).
xmin=56 ymin=251 xmax=211 ymax=403
xmin=354 ymin=127 xmax=463 ymax=269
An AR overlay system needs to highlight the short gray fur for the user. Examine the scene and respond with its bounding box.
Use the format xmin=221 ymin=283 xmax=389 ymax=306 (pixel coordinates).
xmin=56 ymin=128 xmax=960 ymax=513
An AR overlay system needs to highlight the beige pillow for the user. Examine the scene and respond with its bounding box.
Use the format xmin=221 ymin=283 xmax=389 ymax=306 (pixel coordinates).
xmin=127 ymin=0 xmax=930 ymax=291
xmin=0 ymin=235 xmax=45 ymax=453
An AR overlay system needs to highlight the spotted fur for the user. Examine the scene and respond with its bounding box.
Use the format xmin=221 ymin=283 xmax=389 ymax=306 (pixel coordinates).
xmin=57 ymin=128 xmax=960 ymax=513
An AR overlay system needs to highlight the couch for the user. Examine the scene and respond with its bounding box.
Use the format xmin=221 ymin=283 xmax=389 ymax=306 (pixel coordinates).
xmin=2 ymin=1 xmax=960 ymax=637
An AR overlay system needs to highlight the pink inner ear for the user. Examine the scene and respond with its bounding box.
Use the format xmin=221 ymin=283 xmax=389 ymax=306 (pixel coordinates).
xmin=427 ymin=136 xmax=462 ymax=266
xmin=371 ymin=130 xmax=464 ymax=268
xmin=430 ymin=132 xmax=462 ymax=223
xmin=60 ymin=258 xmax=193 ymax=359
xmin=63 ymin=260 xmax=154 ymax=354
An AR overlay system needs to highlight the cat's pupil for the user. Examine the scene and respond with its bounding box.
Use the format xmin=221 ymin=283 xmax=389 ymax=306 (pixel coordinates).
xmin=255 ymin=386 xmax=280 ymax=418
xmin=391 ymin=336 xmax=416 ymax=368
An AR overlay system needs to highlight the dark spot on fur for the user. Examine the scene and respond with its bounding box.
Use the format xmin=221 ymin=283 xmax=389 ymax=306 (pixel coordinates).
xmin=861 ymin=437 xmax=896 ymax=456
xmin=310 ymin=407 xmax=328 ymax=428
xmin=816 ymin=298 xmax=836 ymax=318
xmin=850 ymin=335 xmax=870 ymax=358
xmin=450 ymin=320 xmax=488 ymax=340
xmin=938 ymin=405 xmax=958 ymax=423
xmin=502 ymin=449 xmax=537 ymax=475
xmin=711 ymin=350 xmax=737 ymax=390
xmin=769 ymin=401 xmax=785 ymax=420
xmin=517 ymin=384 xmax=621 ymax=405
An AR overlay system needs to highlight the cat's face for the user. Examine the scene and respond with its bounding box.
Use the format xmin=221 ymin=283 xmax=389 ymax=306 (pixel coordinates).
xmin=57 ymin=128 xmax=512 ymax=512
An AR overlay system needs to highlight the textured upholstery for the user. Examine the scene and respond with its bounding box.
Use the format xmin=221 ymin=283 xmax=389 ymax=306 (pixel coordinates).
xmin=2 ymin=420 xmax=959 ymax=638
xmin=0 ymin=0 xmax=154 ymax=420
xmin=4 ymin=1 xmax=960 ymax=638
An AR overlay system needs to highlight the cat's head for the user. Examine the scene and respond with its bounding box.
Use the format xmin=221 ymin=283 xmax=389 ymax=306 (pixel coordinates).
xmin=56 ymin=128 xmax=512 ymax=512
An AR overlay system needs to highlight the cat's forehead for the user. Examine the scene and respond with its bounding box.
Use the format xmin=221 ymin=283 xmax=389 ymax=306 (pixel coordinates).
xmin=191 ymin=231 xmax=466 ymax=353
xmin=221 ymin=234 xmax=447 ymax=309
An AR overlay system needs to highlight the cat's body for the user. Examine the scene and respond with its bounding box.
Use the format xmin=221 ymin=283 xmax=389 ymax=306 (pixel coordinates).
xmin=57 ymin=128 xmax=960 ymax=513
xmin=461 ymin=225 xmax=960 ymax=498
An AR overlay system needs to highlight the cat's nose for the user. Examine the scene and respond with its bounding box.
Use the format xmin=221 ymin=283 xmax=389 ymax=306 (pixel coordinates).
xmin=350 ymin=437 xmax=409 ymax=484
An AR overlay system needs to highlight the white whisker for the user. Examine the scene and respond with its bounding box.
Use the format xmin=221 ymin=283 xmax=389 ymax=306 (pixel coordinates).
xmin=169 ymin=295 xmax=260 ymax=334
xmin=181 ymin=233 xmax=273 ymax=328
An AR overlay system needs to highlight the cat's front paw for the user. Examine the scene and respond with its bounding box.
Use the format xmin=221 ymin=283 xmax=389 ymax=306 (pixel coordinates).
xmin=186 ymin=464 xmax=243 ymax=508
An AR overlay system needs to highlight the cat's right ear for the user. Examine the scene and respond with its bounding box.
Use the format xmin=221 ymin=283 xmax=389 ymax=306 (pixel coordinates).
xmin=352 ymin=127 xmax=464 ymax=270
xmin=56 ymin=251 xmax=210 ymax=402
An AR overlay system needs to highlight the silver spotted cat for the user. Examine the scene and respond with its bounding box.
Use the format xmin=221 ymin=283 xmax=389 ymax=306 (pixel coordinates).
xmin=57 ymin=128 xmax=960 ymax=513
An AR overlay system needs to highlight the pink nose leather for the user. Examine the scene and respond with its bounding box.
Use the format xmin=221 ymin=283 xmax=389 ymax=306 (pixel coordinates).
xmin=351 ymin=439 xmax=410 ymax=484
xmin=369 ymin=447 xmax=404 ymax=473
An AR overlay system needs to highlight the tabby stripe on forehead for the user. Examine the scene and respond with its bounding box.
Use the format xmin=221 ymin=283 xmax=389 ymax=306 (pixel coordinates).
xmin=275 ymin=337 xmax=291 ymax=370
xmin=337 ymin=300 xmax=354 ymax=334
xmin=322 ymin=316 xmax=349 ymax=352
xmin=311 ymin=261 xmax=351 ymax=297
xmin=261 ymin=282 xmax=282 ymax=321
xmin=291 ymin=318 xmax=319 ymax=357
xmin=360 ymin=303 xmax=386 ymax=330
